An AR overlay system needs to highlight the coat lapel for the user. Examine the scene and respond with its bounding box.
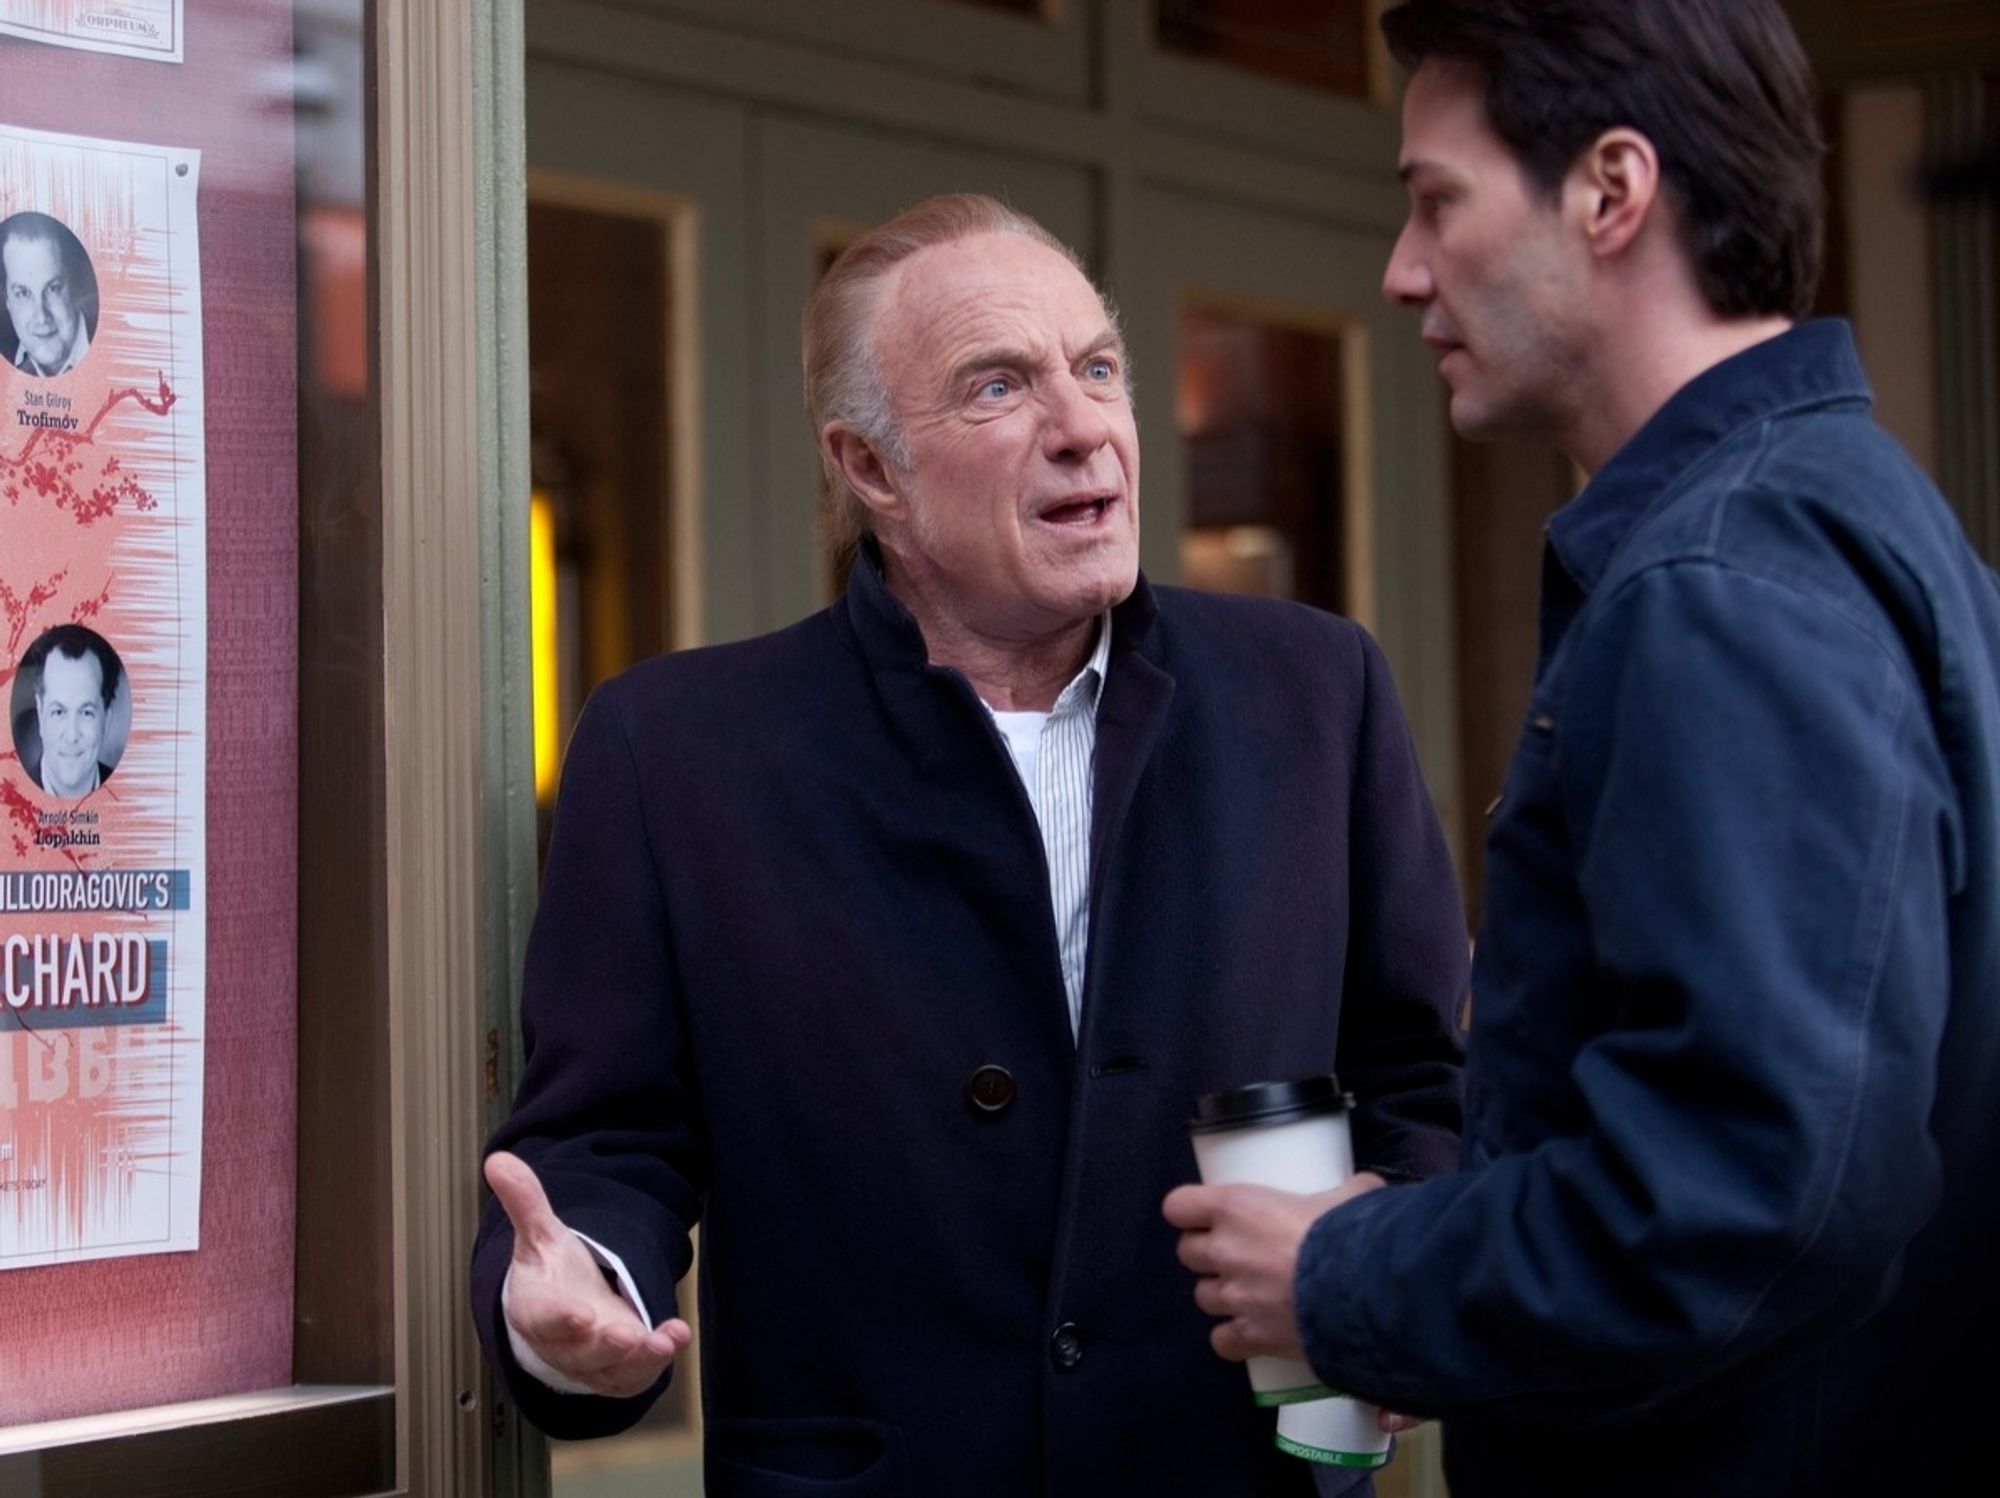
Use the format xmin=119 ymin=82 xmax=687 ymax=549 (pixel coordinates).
xmin=1089 ymin=582 xmax=1175 ymax=897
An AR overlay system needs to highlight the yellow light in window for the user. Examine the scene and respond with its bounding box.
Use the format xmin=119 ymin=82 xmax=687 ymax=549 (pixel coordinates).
xmin=530 ymin=490 xmax=559 ymax=803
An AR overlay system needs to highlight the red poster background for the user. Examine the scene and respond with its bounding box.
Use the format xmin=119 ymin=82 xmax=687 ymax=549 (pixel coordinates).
xmin=0 ymin=1 xmax=298 ymax=1422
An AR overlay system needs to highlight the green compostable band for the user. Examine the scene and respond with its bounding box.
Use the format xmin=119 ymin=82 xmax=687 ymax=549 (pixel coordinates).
xmin=1252 ymin=1383 xmax=1341 ymax=1407
xmin=1274 ymin=1432 xmax=1391 ymax=1468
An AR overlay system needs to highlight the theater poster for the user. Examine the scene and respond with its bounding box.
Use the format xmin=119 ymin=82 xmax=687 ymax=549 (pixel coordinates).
xmin=0 ymin=121 xmax=205 ymax=1267
xmin=0 ymin=0 xmax=183 ymax=64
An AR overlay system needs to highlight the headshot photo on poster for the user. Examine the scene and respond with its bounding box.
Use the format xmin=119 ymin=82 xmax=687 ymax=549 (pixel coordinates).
xmin=0 ymin=210 xmax=100 ymax=379
xmin=10 ymin=623 xmax=131 ymax=802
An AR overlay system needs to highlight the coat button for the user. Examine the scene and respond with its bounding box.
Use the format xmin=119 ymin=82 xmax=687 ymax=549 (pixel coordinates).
xmin=967 ymin=1064 xmax=1015 ymax=1114
xmin=1049 ymin=1322 xmax=1083 ymax=1371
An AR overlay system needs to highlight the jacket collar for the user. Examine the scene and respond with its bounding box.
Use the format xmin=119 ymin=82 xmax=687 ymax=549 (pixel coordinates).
xmin=837 ymin=540 xmax=1175 ymax=1061
xmin=841 ymin=537 xmax=1161 ymax=672
xmin=1547 ymin=319 xmax=1873 ymax=597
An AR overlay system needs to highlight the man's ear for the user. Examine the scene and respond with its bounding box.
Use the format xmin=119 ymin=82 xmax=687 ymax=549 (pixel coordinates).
xmin=1571 ymin=126 xmax=1662 ymax=261
xmin=822 ymin=424 xmax=906 ymax=525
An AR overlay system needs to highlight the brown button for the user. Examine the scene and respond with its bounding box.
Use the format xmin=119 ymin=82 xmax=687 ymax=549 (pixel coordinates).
xmin=967 ymin=1064 xmax=1015 ymax=1114
xmin=1049 ymin=1321 xmax=1083 ymax=1371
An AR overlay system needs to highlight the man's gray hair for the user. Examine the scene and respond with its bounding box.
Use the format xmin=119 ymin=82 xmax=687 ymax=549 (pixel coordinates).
xmin=801 ymin=193 xmax=1102 ymax=574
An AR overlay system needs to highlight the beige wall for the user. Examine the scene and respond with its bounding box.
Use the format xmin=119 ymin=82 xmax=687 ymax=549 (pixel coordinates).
xmin=1844 ymin=84 xmax=1941 ymax=477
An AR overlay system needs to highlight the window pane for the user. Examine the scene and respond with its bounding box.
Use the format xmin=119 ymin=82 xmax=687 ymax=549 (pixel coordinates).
xmin=1 ymin=3 xmax=392 ymax=1489
xmin=1156 ymin=0 xmax=1372 ymax=97
xmin=0 ymin=0 xmax=317 ymax=1420
xmin=1178 ymin=305 xmax=1348 ymax=613
xmin=526 ymin=196 xmax=676 ymax=830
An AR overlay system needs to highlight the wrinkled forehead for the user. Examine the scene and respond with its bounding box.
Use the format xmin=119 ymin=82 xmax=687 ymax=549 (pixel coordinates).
xmin=868 ymin=231 xmax=1115 ymax=376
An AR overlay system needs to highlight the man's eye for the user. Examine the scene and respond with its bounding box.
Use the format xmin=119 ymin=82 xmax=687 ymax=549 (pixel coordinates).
xmin=1085 ymin=358 xmax=1116 ymax=382
xmin=978 ymin=377 xmax=1012 ymax=399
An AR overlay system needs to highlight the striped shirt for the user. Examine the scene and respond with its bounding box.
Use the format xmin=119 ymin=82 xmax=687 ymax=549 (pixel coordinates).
xmin=985 ymin=617 xmax=1111 ymax=1038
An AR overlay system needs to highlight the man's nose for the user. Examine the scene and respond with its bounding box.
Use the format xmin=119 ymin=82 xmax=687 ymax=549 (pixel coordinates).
xmin=1041 ymin=374 xmax=1116 ymax=460
xmin=1382 ymin=224 xmax=1433 ymax=307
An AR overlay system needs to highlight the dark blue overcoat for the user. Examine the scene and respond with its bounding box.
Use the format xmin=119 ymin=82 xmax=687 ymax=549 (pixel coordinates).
xmin=471 ymin=552 xmax=1469 ymax=1497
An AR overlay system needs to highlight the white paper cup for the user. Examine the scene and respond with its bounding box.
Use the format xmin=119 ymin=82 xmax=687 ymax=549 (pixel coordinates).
xmin=1189 ymin=1076 xmax=1390 ymax=1469
xmin=1275 ymin=1394 xmax=1391 ymax=1468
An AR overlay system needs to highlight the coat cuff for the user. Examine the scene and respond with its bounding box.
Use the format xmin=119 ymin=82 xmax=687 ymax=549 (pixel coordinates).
xmin=1294 ymin=1184 xmax=1405 ymax=1405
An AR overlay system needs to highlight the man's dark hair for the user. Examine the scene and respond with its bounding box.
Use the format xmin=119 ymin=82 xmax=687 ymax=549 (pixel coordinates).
xmin=1381 ymin=0 xmax=1825 ymax=320
xmin=23 ymin=623 xmax=123 ymax=708
xmin=0 ymin=211 xmax=73 ymax=262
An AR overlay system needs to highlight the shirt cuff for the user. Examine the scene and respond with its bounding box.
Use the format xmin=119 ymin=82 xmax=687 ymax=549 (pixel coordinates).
xmin=503 ymin=1229 xmax=656 ymax=1396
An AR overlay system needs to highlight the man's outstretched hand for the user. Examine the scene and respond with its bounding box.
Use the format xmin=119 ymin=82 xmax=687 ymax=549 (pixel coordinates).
xmin=486 ymin=1150 xmax=692 ymax=1398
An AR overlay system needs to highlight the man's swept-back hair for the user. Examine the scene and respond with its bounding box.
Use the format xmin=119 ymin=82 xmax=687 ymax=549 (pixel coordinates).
xmin=23 ymin=623 xmax=123 ymax=708
xmin=1381 ymin=0 xmax=1825 ymax=320
xmin=802 ymin=193 xmax=1090 ymax=572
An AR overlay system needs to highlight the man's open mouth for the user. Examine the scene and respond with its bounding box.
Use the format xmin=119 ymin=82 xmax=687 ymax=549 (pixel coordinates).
xmin=1038 ymin=495 xmax=1114 ymax=526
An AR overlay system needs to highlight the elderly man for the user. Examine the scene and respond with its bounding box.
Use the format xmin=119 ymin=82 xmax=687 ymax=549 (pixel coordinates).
xmin=1 ymin=213 xmax=95 ymax=378
xmin=472 ymin=193 xmax=1468 ymax=1496
xmin=1167 ymin=3 xmax=2000 ymax=1495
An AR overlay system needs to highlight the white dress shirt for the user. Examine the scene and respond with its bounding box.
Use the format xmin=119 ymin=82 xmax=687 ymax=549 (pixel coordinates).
xmin=983 ymin=615 xmax=1110 ymax=1038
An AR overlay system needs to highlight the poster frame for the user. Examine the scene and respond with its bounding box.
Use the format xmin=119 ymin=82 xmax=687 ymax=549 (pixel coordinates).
xmin=0 ymin=0 xmax=526 ymax=1492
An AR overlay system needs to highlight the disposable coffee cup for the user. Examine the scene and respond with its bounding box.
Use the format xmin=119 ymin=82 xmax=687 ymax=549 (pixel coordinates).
xmin=1189 ymin=1076 xmax=1390 ymax=1470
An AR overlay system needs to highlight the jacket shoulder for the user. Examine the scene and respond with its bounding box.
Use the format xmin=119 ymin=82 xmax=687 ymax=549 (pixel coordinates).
xmin=1149 ymin=585 xmax=1371 ymax=670
xmin=1634 ymin=404 xmax=1947 ymax=566
xmin=594 ymin=607 xmax=850 ymax=713
xmin=1150 ymin=586 xmax=1385 ymax=707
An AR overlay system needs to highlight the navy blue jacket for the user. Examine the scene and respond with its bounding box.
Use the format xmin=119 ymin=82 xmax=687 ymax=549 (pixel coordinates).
xmin=1296 ymin=321 xmax=2000 ymax=1495
xmin=471 ymin=554 xmax=1468 ymax=1497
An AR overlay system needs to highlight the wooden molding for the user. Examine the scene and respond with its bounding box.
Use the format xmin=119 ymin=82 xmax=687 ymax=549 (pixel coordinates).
xmin=377 ymin=0 xmax=534 ymax=1494
xmin=1789 ymin=0 xmax=2000 ymax=83
xmin=0 ymin=1391 xmax=395 ymax=1498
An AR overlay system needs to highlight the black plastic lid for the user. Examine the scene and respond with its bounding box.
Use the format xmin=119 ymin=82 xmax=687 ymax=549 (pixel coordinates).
xmin=1190 ymin=1075 xmax=1353 ymax=1134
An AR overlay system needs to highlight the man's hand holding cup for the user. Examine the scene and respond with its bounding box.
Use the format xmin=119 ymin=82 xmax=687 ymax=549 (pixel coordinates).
xmin=1169 ymin=1077 xmax=1422 ymax=1467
